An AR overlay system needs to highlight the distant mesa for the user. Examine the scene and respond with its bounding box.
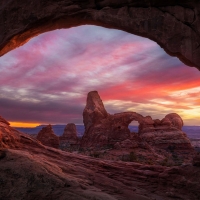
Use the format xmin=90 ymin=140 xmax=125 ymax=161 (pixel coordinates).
xmin=36 ymin=124 xmax=59 ymax=148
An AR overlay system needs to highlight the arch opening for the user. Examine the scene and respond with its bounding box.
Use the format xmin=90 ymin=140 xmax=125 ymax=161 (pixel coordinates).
xmin=128 ymin=121 xmax=139 ymax=134
xmin=0 ymin=25 xmax=200 ymax=135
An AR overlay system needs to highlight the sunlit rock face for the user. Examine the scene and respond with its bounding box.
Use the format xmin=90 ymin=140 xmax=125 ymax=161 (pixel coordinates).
xmin=36 ymin=125 xmax=59 ymax=148
xmin=0 ymin=1 xmax=200 ymax=69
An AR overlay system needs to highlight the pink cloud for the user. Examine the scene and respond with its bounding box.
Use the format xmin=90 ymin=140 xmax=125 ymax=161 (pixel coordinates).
xmin=0 ymin=25 xmax=200 ymax=125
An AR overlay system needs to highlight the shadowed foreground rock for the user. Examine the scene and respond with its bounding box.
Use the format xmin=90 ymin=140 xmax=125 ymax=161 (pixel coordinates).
xmin=36 ymin=125 xmax=59 ymax=148
xmin=0 ymin=117 xmax=200 ymax=200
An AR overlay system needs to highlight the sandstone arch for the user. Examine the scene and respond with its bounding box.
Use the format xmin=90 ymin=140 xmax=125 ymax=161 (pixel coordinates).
xmin=0 ymin=1 xmax=200 ymax=70
xmin=81 ymin=91 xmax=185 ymax=148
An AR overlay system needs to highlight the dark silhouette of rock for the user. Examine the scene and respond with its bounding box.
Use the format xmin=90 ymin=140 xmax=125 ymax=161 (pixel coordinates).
xmin=36 ymin=125 xmax=59 ymax=148
xmin=0 ymin=1 xmax=200 ymax=70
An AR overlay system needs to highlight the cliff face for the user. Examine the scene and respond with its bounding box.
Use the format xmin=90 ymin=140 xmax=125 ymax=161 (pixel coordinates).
xmin=0 ymin=1 xmax=200 ymax=70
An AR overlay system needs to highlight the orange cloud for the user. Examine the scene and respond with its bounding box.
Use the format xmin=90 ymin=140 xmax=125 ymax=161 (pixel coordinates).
xmin=9 ymin=121 xmax=41 ymax=128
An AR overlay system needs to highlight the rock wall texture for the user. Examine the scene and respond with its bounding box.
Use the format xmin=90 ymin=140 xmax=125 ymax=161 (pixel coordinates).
xmin=0 ymin=114 xmax=200 ymax=199
xmin=0 ymin=1 xmax=200 ymax=69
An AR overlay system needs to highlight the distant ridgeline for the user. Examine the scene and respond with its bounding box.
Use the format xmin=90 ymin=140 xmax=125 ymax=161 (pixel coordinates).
xmin=16 ymin=125 xmax=200 ymax=139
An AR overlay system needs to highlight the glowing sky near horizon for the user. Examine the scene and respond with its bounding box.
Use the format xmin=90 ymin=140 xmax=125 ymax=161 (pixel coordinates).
xmin=0 ymin=25 xmax=200 ymax=127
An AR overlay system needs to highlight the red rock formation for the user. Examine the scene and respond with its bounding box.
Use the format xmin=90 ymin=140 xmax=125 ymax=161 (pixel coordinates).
xmin=59 ymin=123 xmax=79 ymax=150
xmin=140 ymin=113 xmax=194 ymax=155
xmin=0 ymin=114 xmax=200 ymax=200
xmin=83 ymin=91 xmax=108 ymax=133
xmin=82 ymin=91 xmax=151 ymax=148
xmin=36 ymin=125 xmax=59 ymax=148
xmin=81 ymin=91 xmax=195 ymax=164
xmin=60 ymin=123 xmax=78 ymax=141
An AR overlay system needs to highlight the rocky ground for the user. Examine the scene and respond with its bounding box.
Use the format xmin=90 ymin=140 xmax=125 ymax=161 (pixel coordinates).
xmin=0 ymin=117 xmax=200 ymax=200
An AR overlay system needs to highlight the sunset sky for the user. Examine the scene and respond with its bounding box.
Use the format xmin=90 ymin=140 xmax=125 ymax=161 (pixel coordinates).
xmin=0 ymin=25 xmax=200 ymax=127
